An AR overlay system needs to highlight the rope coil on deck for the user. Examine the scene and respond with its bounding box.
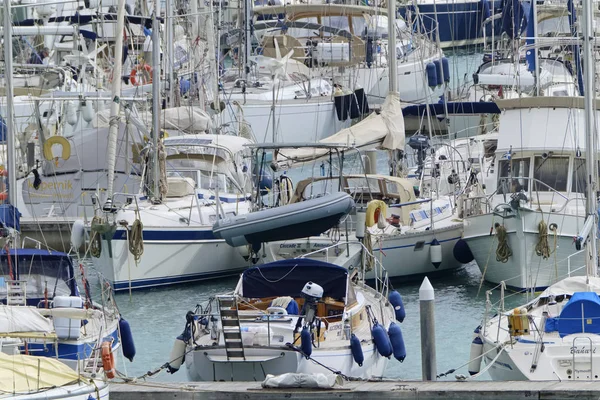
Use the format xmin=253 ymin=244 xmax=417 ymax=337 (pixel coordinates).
xmin=495 ymin=223 xmax=512 ymax=263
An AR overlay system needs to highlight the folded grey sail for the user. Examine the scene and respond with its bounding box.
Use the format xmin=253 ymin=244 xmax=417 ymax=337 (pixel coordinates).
xmin=213 ymin=192 xmax=354 ymax=247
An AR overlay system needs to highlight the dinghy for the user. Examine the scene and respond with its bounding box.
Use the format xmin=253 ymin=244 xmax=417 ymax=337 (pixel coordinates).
xmin=213 ymin=192 xmax=354 ymax=247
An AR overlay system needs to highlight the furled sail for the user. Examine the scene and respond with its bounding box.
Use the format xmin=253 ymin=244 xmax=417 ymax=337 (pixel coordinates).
xmin=276 ymin=92 xmax=404 ymax=167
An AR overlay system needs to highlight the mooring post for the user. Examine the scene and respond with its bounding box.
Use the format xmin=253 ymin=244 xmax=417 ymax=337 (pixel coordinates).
xmin=420 ymin=276 xmax=437 ymax=381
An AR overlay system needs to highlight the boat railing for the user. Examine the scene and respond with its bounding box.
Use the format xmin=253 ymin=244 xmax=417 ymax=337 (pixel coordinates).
xmin=459 ymin=195 xmax=491 ymax=217
xmin=190 ymin=309 xmax=332 ymax=348
xmin=21 ymin=236 xmax=43 ymax=250
xmin=297 ymin=238 xmax=391 ymax=300
xmin=497 ymin=177 xmax=570 ymax=202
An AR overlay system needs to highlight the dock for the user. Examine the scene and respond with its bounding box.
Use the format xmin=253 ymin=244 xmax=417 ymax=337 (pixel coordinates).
xmin=110 ymin=380 xmax=600 ymax=399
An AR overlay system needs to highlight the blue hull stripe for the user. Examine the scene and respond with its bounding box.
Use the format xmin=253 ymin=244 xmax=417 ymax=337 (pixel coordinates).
xmin=112 ymin=268 xmax=248 ymax=291
xmin=374 ymin=236 xmax=461 ymax=252
xmin=112 ymin=229 xmax=217 ymax=241
xmin=25 ymin=327 xmax=119 ymax=361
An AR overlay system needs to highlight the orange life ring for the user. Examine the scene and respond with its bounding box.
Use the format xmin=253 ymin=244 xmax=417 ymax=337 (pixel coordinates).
xmin=101 ymin=341 xmax=116 ymax=379
xmin=130 ymin=64 xmax=152 ymax=86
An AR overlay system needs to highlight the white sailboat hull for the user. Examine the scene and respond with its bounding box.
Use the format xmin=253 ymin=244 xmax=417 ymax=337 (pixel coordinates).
xmin=93 ymin=227 xmax=249 ymax=291
xmin=368 ymin=222 xmax=464 ymax=279
xmin=464 ymin=210 xmax=586 ymax=290
xmin=224 ymin=99 xmax=350 ymax=143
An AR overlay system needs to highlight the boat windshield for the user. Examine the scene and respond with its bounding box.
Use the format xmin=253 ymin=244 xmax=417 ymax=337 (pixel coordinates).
xmin=533 ymin=156 xmax=569 ymax=192
xmin=166 ymin=169 xmax=236 ymax=193
xmin=0 ymin=250 xmax=77 ymax=305
xmin=497 ymin=157 xmax=530 ymax=193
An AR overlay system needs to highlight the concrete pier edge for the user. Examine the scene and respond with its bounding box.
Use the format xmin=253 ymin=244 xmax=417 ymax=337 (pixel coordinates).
xmin=110 ymin=380 xmax=600 ymax=399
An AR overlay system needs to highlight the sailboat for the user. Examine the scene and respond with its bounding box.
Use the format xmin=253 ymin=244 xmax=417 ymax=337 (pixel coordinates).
xmin=250 ymin=6 xmax=466 ymax=279
xmin=0 ymin=352 xmax=109 ymax=400
xmin=0 ymin=0 xmax=133 ymax=378
xmin=172 ymin=257 xmax=402 ymax=381
xmin=468 ymin=0 xmax=600 ymax=379
xmin=87 ymin=0 xmax=257 ymax=291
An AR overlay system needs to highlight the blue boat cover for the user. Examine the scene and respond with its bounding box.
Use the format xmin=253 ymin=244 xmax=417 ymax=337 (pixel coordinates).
xmin=241 ymin=259 xmax=348 ymax=300
xmin=402 ymin=102 xmax=501 ymax=117
xmin=558 ymin=292 xmax=600 ymax=337
xmin=0 ymin=249 xmax=77 ymax=297
xmin=0 ymin=204 xmax=20 ymax=232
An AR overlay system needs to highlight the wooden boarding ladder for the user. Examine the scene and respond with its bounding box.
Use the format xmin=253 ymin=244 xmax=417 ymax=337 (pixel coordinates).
xmin=6 ymin=280 xmax=27 ymax=306
xmin=217 ymin=296 xmax=245 ymax=361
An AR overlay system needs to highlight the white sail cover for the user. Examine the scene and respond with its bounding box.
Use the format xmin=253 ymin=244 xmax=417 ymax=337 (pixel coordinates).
xmin=539 ymin=276 xmax=600 ymax=298
xmin=94 ymin=106 xmax=213 ymax=133
xmin=276 ymin=92 xmax=405 ymax=167
xmin=0 ymin=306 xmax=54 ymax=334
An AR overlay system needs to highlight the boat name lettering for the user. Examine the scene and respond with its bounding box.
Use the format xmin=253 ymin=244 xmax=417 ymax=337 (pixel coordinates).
xmin=28 ymin=180 xmax=73 ymax=191
xmin=570 ymin=346 xmax=597 ymax=355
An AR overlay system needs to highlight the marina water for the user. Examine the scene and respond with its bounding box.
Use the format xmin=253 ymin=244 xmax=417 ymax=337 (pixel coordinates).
xmin=100 ymin=262 xmax=529 ymax=382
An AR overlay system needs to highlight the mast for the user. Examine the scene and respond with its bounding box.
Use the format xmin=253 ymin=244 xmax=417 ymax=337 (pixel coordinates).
xmin=387 ymin=0 xmax=397 ymax=93
xmin=151 ymin=0 xmax=161 ymax=199
xmin=166 ymin=0 xmax=174 ymax=107
xmin=103 ymin=0 xmax=127 ymax=210
xmin=243 ymin=0 xmax=252 ymax=84
xmin=3 ymin=0 xmax=16 ymax=207
xmin=582 ymin=0 xmax=597 ymax=277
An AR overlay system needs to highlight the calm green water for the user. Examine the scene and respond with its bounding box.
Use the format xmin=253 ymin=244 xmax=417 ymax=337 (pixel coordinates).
xmin=96 ymin=262 xmax=529 ymax=382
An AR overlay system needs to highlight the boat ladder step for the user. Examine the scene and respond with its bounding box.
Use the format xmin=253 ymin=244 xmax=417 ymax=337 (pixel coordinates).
xmin=5 ymin=280 xmax=27 ymax=306
xmin=217 ymin=296 xmax=245 ymax=360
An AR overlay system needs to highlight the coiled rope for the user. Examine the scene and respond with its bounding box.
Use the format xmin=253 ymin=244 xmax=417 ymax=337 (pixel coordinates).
xmin=90 ymin=216 xmax=103 ymax=258
xmin=495 ymin=223 xmax=512 ymax=263
xmin=535 ymin=220 xmax=553 ymax=259
xmin=128 ymin=211 xmax=144 ymax=264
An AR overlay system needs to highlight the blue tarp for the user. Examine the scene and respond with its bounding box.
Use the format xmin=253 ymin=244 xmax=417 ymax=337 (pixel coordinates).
xmin=241 ymin=259 xmax=348 ymax=300
xmin=0 ymin=204 xmax=20 ymax=232
xmin=558 ymin=292 xmax=600 ymax=337
xmin=501 ymin=0 xmax=527 ymax=39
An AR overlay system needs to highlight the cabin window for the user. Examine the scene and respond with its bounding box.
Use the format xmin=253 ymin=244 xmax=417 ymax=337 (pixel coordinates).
xmin=533 ymin=156 xmax=569 ymax=192
xmin=198 ymin=171 xmax=231 ymax=192
xmin=321 ymin=16 xmax=351 ymax=34
xmin=301 ymin=179 xmax=337 ymax=200
xmin=166 ymin=170 xmax=197 ymax=187
xmin=286 ymin=17 xmax=318 ymax=38
xmin=346 ymin=177 xmax=380 ymax=195
xmin=385 ymin=181 xmax=399 ymax=195
xmin=497 ymin=157 xmax=530 ymax=193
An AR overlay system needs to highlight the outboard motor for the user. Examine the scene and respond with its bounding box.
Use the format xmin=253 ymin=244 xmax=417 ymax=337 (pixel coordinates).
xmin=301 ymin=281 xmax=323 ymax=326
xmin=407 ymin=135 xmax=430 ymax=177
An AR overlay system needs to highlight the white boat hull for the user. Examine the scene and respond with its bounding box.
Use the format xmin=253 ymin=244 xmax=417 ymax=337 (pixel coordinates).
xmin=93 ymin=227 xmax=249 ymax=291
xmin=464 ymin=210 xmax=586 ymax=290
xmin=368 ymin=222 xmax=464 ymax=279
xmin=185 ymin=343 xmax=387 ymax=381
xmin=225 ymin=99 xmax=350 ymax=143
